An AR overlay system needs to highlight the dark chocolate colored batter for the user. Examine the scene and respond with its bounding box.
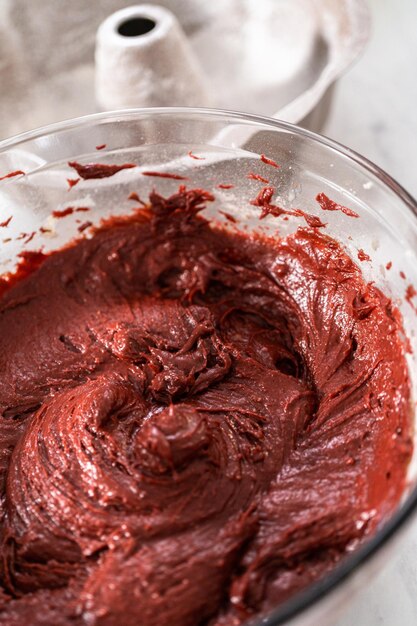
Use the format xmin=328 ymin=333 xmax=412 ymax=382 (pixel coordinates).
xmin=0 ymin=187 xmax=412 ymax=626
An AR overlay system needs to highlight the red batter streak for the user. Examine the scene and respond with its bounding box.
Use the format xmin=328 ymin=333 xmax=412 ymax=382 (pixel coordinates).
xmin=0 ymin=170 xmax=25 ymax=181
xmin=142 ymin=171 xmax=188 ymax=181
xmin=260 ymin=154 xmax=280 ymax=168
xmin=358 ymin=249 xmax=371 ymax=262
xmin=52 ymin=207 xmax=90 ymax=219
xmin=128 ymin=192 xmax=146 ymax=205
xmin=67 ymin=177 xmax=80 ymax=189
xmin=219 ymin=210 xmax=238 ymax=224
xmin=0 ymin=187 xmax=411 ymax=626
xmin=405 ymin=284 xmax=417 ymax=312
xmin=316 ymin=193 xmax=359 ymax=218
xmin=78 ymin=220 xmax=93 ymax=233
xmin=251 ymin=186 xmax=326 ymax=228
xmin=188 ymin=151 xmax=205 ymax=160
xmin=24 ymin=232 xmax=36 ymax=245
xmin=68 ymin=161 xmax=136 ymax=180
xmin=52 ymin=207 xmax=74 ymax=218
xmin=247 ymin=172 xmax=269 ymax=183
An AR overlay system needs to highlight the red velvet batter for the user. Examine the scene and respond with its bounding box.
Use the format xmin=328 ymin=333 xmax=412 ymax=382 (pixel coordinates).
xmin=68 ymin=161 xmax=136 ymax=180
xmin=0 ymin=187 xmax=412 ymax=626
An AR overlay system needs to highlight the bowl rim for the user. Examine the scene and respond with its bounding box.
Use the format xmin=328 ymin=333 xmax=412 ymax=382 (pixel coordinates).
xmin=0 ymin=106 xmax=415 ymax=212
xmin=1 ymin=106 xmax=417 ymax=626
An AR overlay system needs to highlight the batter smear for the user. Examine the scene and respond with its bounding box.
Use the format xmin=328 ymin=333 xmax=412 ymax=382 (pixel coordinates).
xmin=0 ymin=187 xmax=412 ymax=626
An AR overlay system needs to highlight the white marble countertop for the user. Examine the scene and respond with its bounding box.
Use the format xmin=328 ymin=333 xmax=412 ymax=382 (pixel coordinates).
xmin=326 ymin=1 xmax=417 ymax=624
xmin=325 ymin=0 xmax=417 ymax=199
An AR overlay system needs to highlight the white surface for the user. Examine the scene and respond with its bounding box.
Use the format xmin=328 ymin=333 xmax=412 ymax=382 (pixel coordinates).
xmin=325 ymin=0 xmax=417 ymax=199
xmin=326 ymin=1 xmax=417 ymax=624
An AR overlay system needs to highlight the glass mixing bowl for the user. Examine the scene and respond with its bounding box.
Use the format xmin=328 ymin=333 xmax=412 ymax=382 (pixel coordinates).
xmin=0 ymin=107 xmax=416 ymax=626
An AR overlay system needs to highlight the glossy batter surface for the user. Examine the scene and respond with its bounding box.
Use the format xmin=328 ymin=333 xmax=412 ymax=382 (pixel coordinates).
xmin=0 ymin=188 xmax=412 ymax=625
